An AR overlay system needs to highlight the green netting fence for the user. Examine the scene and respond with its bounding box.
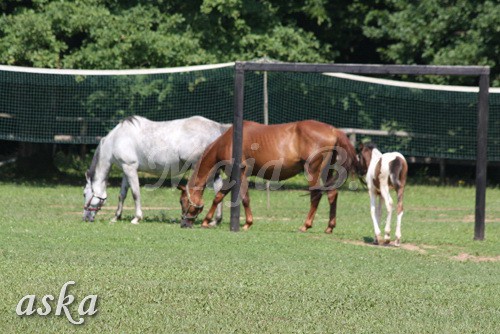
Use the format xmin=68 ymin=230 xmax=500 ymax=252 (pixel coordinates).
xmin=0 ymin=63 xmax=499 ymax=161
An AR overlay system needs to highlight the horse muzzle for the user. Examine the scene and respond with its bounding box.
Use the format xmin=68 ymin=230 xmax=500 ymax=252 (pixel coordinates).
xmin=82 ymin=210 xmax=96 ymax=222
xmin=180 ymin=218 xmax=194 ymax=228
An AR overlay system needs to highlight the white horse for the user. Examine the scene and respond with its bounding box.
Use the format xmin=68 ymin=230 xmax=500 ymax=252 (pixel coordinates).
xmin=358 ymin=143 xmax=408 ymax=246
xmin=83 ymin=116 xmax=230 ymax=224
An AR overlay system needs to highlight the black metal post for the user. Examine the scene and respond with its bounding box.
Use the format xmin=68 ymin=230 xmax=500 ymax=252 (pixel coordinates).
xmin=230 ymin=62 xmax=245 ymax=231
xmin=474 ymin=74 xmax=489 ymax=240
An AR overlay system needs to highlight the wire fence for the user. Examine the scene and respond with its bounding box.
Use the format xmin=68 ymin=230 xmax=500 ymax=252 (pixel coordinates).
xmin=0 ymin=62 xmax=499 ymax=161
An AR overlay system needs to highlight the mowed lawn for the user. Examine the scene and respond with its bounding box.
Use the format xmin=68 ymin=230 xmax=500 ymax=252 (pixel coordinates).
xmin=0 ymin=181 xmax=499 ymax=333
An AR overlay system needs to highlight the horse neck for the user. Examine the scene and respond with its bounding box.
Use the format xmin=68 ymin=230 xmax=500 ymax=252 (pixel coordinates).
xmin=188 ymin=150 xmax=219 ymax=202
xmin=91 ymin=142 xmax=112 ymax=196
xmin=369 ymin=148 xmax=383 ymax=167
xmin=372 ymin=148 xmax=382 ymax=159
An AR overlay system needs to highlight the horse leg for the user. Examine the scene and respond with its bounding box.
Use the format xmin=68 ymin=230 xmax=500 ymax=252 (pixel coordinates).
xmin=381 ymin=185 xmax=393 ymax=244
xmin=201 ymin=187 xmax=231 ymax=228
xmin=212 ymin=173 xmax=224 ymax=226
xmin=299 ymin=162 xmax=323 ymax=232
xmin=370 ymin=191 xmax=383 ymax=245
xmin=395 ymin=185 xmax=405 ymax=247
xmin=325 ymin=188 xmax=338 ymax=234
xmin=376 ymin=196 xmax=383 ymax=226
xmin=122 ymin=164 xmax=143 ymax=225
xmin=324 ymin=168 xmax=338 ymax=234
xmin=299 ymin=171 xmax=322 ymax=233
xmin=299 ymin=189 xmax=322 ymax=232
xmin=111 ymin=176 xmax=129 ymax=223
xmin=240 ymin=176 xmax=254 ymax=231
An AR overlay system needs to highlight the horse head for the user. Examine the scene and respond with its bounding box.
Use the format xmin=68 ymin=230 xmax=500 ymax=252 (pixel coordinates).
xmin=177 ymin=184 xmax=204 ymax=228
xmin=82 ymin=172 xmax=106 ymax=222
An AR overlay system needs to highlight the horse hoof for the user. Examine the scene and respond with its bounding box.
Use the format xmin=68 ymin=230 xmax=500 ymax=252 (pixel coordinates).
xmin=394 ymin=239 xmax=401 ymax=247
xmin=131 ymin=219 xmax=140 ymax=225
xmin=373 ymin=235 xmax=383 ymax=245
xmin=242 ymin=224 xmax=251 ymax=231
xmin=207 ymin=221 xmax=220 ymax=227
xmin=384 ymin=238 xmax=391 ymax=245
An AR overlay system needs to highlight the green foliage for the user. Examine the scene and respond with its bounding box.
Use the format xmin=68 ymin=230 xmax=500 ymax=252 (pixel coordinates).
xmin=364 ymin=0 xmax=500 ymax=85
xmin=1 ymin=0 xmax=499 ymax=86
xmin=0 ymin=0 xmax=331 ymax=69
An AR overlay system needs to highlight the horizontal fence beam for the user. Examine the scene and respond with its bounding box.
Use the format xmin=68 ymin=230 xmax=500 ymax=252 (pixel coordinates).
xmin=53 ymin=135 xmax=102 ymax=142
xmin=240 ymin=62 xmax=490 ymax=76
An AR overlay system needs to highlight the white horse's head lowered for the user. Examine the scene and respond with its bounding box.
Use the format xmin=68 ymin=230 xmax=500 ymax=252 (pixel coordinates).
xmin=82 ymin=172 xmax=106 ymax=222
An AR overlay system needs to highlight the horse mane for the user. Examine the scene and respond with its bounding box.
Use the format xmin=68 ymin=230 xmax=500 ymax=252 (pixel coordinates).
xmin=121 ymin=115 xmax=143 ymax=126
xmin=86 ymin=143 xmax=101 ymax=181
xmin=363 ymin=142 xmax=377 ymax=150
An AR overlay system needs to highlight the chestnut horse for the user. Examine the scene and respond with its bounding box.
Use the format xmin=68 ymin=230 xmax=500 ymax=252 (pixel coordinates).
xmin=178 ymin=120 xmax=359 ymax=233
xmin=358 ymin=143 xmax=408 ymax=246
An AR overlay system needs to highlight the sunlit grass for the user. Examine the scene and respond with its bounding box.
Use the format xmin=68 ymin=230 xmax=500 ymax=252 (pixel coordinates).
xmin=0 ymin=182 xmax=499 ymax=333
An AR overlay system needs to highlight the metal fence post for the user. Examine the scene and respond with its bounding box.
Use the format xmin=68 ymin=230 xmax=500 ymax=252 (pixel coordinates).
xmin=230 ymin=62 xmax=245 ymax=231
xmin=474 ymin=73 xmax=489 ymax=240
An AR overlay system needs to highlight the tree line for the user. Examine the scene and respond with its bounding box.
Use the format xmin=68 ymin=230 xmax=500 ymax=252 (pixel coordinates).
xmin=0 ymin=0 xmax=498 ymax=85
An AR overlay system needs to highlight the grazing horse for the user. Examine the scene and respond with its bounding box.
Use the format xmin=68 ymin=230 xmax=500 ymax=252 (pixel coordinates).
xmin=178 ymin=120 xmax=359 ymax=233
xmin=83 ymin=116 xmax=230 ymax=224
xmin=358 ymin=143 xmax=408 ymax=246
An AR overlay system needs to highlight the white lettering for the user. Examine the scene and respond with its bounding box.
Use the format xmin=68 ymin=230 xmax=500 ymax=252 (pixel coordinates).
xmin=16 ymin=281 xmax=98 ymax=325
xmin=78 ymin=295 xmax=98 ymax=316
xmin=16 ymin=295 xmax=36 ymax=316
xmin=37 ymin=294 xmax=54 ymax=316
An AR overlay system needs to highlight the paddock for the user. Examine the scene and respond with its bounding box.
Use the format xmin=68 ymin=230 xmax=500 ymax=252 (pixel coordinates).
xmin=1 ymin=61 xmax=499 ymax=332
xmin=1 ymin=181 xmax=499 ymax=332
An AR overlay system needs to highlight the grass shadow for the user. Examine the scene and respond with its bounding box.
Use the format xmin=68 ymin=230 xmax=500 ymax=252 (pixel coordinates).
xmin=363 ymin=236 xmax=375 ymax=244
xmin=116 ymin=214 xmax=217 ymax=227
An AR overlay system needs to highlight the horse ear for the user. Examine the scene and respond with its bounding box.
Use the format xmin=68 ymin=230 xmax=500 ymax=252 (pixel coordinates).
xmin=177 ymin=184 xmax=186 ymax=192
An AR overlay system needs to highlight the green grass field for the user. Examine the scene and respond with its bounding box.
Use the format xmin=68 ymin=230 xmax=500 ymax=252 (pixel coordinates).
xmin=0 ymin=180 xmax=499 ymax=333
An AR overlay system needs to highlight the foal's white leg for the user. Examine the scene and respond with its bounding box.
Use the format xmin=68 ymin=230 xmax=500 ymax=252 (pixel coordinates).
xmin=376 ymin=196 xmax=383 ymax=227
xmin=122 ymin=164 xmax=143 ymax=225
xmin=395 ymin=186 xmax=405 ymax=247
xmin=111 ymin=176 xmax=129 ymax=223
xmin=380 ymin=185 xmax=393 ymax=244
xmin=210 ymin=174 xmax=224 ymax=227
xmin=395 ymin=211 xmax=404 ymax=247
xmin=369 ymin=191 xmax=382 ymax=244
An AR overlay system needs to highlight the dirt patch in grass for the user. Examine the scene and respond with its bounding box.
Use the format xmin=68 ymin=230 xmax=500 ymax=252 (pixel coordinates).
xmin=341 ymin=239 xmax=427 ymax=254
xmin=342 ymin=239 xmax=500 ymax=262
xmin=459 ymin=215 xmax=500 ymax=223
xmin=451 ymin=253 xmax=500 ymax=262
xmin=52 ymin=204 xmax=176 ymax=211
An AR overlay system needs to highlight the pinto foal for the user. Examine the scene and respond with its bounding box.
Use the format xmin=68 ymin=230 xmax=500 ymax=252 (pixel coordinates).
xmin=359 ymin=143 xmax=408 ymax=246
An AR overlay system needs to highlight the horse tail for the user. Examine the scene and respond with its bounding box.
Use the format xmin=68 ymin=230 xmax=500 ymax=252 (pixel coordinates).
xmin=389 ymin=157 xmax=404 ymax=190
xmin=334 ymin=129 xmax=359 ymax=177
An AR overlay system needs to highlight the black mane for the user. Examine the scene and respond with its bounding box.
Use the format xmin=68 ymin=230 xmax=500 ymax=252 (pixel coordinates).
xmin=86 ymin=144 xmax=100 ymax=181
xmin=122 ymin=115 xmax=141 ymax=125
xmin=364 ymin=142 xmax=377 ymax=150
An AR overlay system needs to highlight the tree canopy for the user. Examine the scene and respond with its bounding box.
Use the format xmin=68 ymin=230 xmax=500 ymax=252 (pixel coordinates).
xmin=0 ymin=0 xmax=498 ymax=85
